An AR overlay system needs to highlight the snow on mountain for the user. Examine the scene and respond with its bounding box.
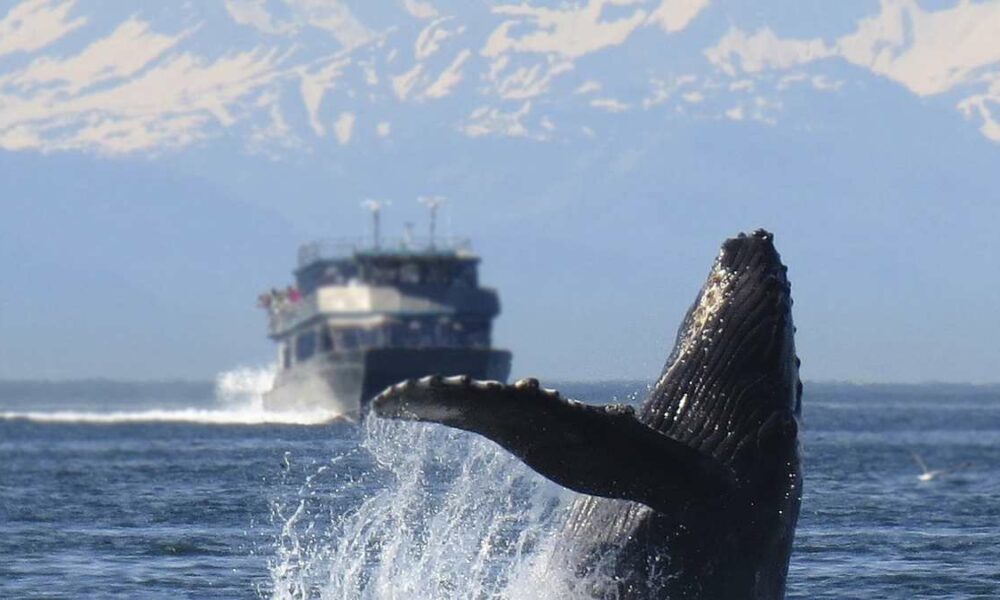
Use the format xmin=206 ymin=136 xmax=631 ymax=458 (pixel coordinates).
xmin=2 ymin=0 xmax=1000 ymax=156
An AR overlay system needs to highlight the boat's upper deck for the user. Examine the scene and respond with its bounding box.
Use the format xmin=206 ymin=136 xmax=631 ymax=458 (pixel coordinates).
xmin=295 ymin=237 xmax=479 ymax=295
xmin=264 ymin=237 xmax=500 ymax=340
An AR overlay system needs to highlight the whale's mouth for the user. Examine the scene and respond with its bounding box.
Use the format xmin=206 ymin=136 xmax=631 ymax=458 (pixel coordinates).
xmin=644 ymin=229 xmax=800 ymax=459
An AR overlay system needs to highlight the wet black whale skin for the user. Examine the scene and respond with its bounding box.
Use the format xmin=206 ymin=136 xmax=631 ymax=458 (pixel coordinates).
xmin=374 ymin=230 xmax=803 ymax=600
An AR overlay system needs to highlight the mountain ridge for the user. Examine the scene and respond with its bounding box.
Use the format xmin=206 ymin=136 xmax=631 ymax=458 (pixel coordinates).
xmin=3 ymin=0 xmax=1000 ymax=156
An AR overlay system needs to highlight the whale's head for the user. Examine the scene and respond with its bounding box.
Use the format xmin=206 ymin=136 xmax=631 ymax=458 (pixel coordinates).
xmin=636 ymin=229 xmax=802 ymax=596
xmin=642 ymin=229 xmax=801 ymax=471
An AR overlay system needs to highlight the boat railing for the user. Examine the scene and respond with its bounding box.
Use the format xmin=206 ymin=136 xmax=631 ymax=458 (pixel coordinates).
xmin=267 ymin=294 xmax=318 ymax=335
xmin=298 ymin=236 xmax=473 ymax=267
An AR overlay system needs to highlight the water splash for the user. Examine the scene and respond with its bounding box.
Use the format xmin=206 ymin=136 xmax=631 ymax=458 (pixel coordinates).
xmin=267 ymin=417 xmax=599 ymax=600
xmin=0 ymin=366 xmax=342 ymax=425
xmin=0 ymin=407 xmax=338 ymax=425
xmin=216 ymin=365 xmax=277 ymax=410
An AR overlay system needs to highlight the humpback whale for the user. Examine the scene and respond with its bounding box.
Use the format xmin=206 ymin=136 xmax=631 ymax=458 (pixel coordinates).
xmin=373 ymin=229 xmax=803 ymax=600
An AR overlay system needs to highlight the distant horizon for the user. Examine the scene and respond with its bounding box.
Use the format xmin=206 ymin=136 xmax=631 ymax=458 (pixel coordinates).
xmin=2 ymin=377 xmax=998 ymax=388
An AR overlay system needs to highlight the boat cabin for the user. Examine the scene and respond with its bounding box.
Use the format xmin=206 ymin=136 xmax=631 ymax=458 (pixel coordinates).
xmin=264 ymin=238 xmax=501 ymax=370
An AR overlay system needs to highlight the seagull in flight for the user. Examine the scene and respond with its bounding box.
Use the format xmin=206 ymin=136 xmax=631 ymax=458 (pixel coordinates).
xmin=911 ymin=452 xmax=972 ymax=482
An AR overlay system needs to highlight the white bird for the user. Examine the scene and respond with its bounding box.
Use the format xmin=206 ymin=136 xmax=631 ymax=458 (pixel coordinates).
xmin=911 ymin=452 xmax=971 ymax=482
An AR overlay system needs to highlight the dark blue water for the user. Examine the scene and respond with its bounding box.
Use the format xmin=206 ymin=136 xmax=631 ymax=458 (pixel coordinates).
xmin=2 ymin=381 xmax=999 ymax=598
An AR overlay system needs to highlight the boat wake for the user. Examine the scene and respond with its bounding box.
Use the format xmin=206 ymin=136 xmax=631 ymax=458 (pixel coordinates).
xmin=0 ymin=367 xmax=345 ymax=426
xmin=267 ymin=417 xmax=606 ymax=600
xmin=0 ymin=406 xmax=338 ymax=426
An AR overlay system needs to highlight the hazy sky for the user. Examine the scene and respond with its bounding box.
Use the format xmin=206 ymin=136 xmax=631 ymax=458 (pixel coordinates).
xmin=1 ymin=0 xmax=999 ymax=383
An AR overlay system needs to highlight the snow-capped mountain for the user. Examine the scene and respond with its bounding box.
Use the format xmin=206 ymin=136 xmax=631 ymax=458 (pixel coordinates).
xmin=3 ymin=0 xmax=1000 ymax=155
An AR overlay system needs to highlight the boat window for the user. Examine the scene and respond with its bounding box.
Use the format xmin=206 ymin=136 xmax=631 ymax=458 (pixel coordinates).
xmin=426 ymin=264 xmax=450 ymax=285
xmin=340 ymin=329 xmax=357 ymax=351
xmin=296 ymin=331 xmax=316 ymax=362
xmin=368 ymin=327 xmax=380 ymax=347
xmin=400 ymin=263 xmax=421 ymax=284
xmin=386 ymin=322 xmax=401 ymax=347
xmin=455 ymin=263 xmax=477 ymax=286
xmin=281 ymin=343 xmax=292 ymax=369
xmin=321 ymin=265 xmax=345 ymax=285
xmin=319 ymin=325 xmax=334 ymax=352
xmin=371 ymin=265 xmax=398 ymax=284
xmin=376 ymin=327 xmax=386 ymax=347
xmin=458 ymin=319 xmax=490 ymax=348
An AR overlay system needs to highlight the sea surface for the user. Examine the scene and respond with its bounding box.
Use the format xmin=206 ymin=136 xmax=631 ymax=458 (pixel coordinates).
xmin=1 ymin=373 xmax=999 ymax=599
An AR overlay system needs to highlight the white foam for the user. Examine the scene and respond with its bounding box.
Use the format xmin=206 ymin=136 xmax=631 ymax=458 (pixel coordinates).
xmin=0 ymin=366 xmax=344 ymax=426
xmin=266 ymin=418 xmax=602 ymax=599
xmin=0 ymin=406 xmax=340 ymax=426
xmin=216 ymin=365 xmax=277 ymax=407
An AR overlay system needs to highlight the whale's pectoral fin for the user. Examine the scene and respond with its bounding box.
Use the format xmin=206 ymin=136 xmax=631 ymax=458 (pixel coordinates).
xmin=373 ymin=376 xmax=737 ymax=513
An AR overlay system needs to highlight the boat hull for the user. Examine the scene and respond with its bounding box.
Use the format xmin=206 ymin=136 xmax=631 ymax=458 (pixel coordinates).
xmin=263 ymin=347 xmax=512 ymax=417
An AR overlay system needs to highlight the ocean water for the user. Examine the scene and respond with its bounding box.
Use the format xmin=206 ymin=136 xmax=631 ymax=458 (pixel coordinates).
xmin=1 ymin=374 xmax=999 ymax=599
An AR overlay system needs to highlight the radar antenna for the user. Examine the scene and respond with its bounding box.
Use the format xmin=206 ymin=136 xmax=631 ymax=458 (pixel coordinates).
xmin=361 ymin=199 xmax=389 ymax=250
xmin=418 ymin=195 xmax=446 ymax=249
xmin=403 ymin=221 xmax=415 ymax=249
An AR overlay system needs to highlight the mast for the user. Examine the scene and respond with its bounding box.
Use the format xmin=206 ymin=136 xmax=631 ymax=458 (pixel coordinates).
xmin=403 ymin=221 xmax=415 ymax=249
xmin=418 ymin=195 xmax=446 ymax=249
xmin=361 ymin=198 xmax=387 ymax=250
